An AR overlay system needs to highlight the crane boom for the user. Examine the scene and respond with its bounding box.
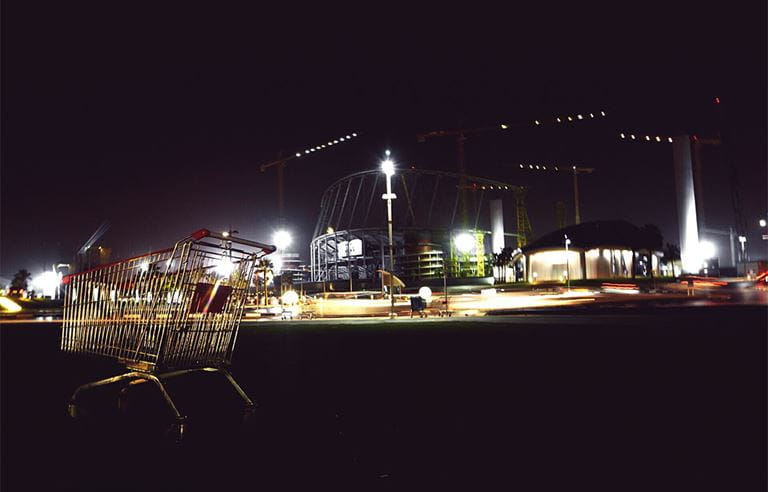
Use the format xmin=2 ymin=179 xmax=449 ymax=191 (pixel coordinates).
xmin=258 ymin=132 xmax=360 ymax=221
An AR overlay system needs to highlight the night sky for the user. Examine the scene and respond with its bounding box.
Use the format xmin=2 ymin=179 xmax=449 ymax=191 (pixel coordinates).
xmin=2 ymin=2 xmax=766 ymax=279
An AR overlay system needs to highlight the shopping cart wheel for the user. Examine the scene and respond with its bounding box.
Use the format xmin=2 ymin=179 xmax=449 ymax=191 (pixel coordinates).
xmin=67 ymin=401 xmax=79 ymax=420
xmin=164 ymin=420 xmax=186 ymax=444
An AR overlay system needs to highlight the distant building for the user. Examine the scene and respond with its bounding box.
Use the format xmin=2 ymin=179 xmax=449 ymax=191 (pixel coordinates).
xmin=77 ymin=244 xmax=112 ymax=272
xmin=520 ymin=221 xmax=663 ymax=282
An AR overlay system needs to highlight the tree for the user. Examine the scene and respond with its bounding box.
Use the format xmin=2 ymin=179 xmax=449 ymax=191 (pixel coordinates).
xmin=639 ymin=224 xmax=663 ymax=251
xmin=492 ymin=247 xmax=515 ymax=283
xmin=636 ymin=224 xmax=664 ymax=279
xmin=662 ymin=243 xmax=681 ymax=277
xmin=10 ymin=269 xmax=32 ymax=294
xmin=257 ymin=259 xmax=274 ymax=306
xmin=662 ymin=243 xmax=680 ymax=262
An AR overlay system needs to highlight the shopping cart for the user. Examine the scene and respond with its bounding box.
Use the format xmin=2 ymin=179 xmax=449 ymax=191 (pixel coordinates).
xmin=62 ymin=229 xmax=275 ymax=440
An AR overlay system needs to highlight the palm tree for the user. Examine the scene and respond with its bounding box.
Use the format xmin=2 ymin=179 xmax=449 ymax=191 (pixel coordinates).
xmin=492 ymin=247 xmax=515 ymax=283
xmin=257 ymin=258 xmax=274 ymax=306
xmin=661 ymin=243 xmax=681 ymax=277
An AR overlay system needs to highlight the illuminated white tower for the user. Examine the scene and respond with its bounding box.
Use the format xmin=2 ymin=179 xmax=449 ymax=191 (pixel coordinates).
xmin=672 ymin=135 xmax=700 ymax=273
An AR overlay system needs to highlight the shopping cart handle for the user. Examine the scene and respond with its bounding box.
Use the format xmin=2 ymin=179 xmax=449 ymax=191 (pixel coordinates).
xmin=190 ymin=229 xmax=276 ymax=254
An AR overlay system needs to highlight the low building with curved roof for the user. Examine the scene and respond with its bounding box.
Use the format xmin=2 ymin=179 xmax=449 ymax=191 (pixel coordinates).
xmin=520 ymin=220 xmax=662 ymax=282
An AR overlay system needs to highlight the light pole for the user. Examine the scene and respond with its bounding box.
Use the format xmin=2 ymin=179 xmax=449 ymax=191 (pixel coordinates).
xmin=738 ymin=235 xmax=747 ymax=275
xmin=381 ymin=151 xmax=397 ymax=319
xmin=564 ymin=234 xmax=571 ymax=292
xmin=442 ymin=256 xmax=449 ymax=316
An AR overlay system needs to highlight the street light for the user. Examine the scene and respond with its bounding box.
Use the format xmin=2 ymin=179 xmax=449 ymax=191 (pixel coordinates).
xmin=738 ymin=235 xmax=747 ymax=263
xmin=454 ymin=233 xmax=475 ymax=253
xmin=273 ymin=230 xmax=292 ymax=250
xmin=564 ymin=234 xmax=571 ymax=292
xmin=760 ymin=219 xmax=767 ymax=228
xmin=381 ymin=150 xmax=397 ymax=319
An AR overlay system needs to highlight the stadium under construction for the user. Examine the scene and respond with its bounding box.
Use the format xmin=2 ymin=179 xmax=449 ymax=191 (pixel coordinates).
xmin=309 ymin=168 xmax=533 ymax=288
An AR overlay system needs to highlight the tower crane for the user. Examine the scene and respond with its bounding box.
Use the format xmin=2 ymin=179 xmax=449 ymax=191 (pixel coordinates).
xmin=258 ymin=132 xmax=359 ymax=222
xmin=416 ymin=124 xmax=510 ymax=227
xmin=75 ymin=220 xmax=110 ymax=272
xmin=417 ymin=111 xmax=606 ymax=243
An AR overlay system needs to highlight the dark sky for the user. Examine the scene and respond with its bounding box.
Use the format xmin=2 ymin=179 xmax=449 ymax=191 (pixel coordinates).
xmin=2 ymin=2 xmax=766 ymax=278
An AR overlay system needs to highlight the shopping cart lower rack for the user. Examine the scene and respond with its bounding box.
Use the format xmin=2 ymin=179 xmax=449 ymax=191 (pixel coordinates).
xmin=61 ymin=229 xmax=275 ymax=440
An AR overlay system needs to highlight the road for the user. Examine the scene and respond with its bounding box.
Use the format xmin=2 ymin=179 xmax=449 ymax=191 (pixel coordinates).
xmin=1 ymin=305 xmax=766 ymax=490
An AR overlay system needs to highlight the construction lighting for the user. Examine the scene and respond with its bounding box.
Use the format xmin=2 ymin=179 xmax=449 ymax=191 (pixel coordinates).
xmin=292 ymin=133 xmax=358 ymax=157
xmin=500 ymin=124 xmax=508 ymax=129
xmin=139 ymin=262 xmax=149 ymax=272
xmin=381 ymin=158 xmax=395 ymax=177
xmin=454 ymin=233 xmax=475 ymax=253
xmin=273 ymin=230 xmax=293 ymax=250
xmin=698 ymin=241 xmax=716 ymax=260
xmin=32 ymin=271 xmax=59 ymax=298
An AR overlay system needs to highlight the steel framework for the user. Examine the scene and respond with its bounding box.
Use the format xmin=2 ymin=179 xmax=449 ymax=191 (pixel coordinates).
xmin=310 ymin=169 xmax=529 ymax=283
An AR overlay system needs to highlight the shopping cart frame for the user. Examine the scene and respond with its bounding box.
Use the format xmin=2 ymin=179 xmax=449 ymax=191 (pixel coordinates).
xmin=62 ymin=229 xmax=275 ymax=440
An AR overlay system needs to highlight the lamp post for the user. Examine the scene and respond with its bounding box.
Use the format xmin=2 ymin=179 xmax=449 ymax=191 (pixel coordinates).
xmin=381 ymin=151 xmax=397 ymax=319
xmin=441 ymin=256 xmax=449 ymax=316
xmin=564 ymin=234 xmax=571 ymax=292
xmin=738 ymin=235 xmax=747 ymax=275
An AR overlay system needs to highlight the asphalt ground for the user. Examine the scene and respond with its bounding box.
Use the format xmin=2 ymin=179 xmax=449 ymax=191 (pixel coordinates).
xmin=1 ymin=306 xmax=766 ymax=490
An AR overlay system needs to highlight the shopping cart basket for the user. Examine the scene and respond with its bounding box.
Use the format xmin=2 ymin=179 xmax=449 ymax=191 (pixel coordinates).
xmin=62 ymin=229 xmax=275 ymax=440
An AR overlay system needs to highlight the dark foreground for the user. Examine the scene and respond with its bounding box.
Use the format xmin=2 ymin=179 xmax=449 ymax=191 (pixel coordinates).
xmin=2 ymin=306 xmax=766 ymax=491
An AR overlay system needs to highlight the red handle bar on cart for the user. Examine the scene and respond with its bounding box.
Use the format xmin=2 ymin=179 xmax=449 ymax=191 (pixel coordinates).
xmin=62 ymin=229 xmax=276 ymax=284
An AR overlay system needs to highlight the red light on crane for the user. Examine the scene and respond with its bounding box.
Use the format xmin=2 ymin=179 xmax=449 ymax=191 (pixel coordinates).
xmin=714 ymin=97 xmax=720 ymax=104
